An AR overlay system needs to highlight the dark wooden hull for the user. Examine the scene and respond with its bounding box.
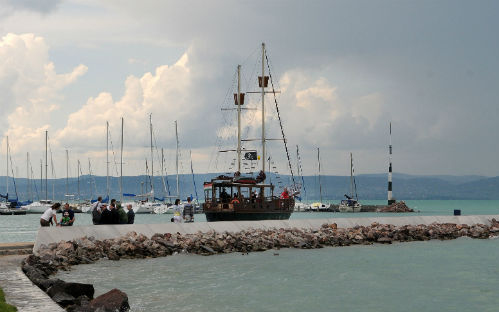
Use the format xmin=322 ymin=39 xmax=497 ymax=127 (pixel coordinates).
xmin=205 ymin=211 xmax=292 ymax=222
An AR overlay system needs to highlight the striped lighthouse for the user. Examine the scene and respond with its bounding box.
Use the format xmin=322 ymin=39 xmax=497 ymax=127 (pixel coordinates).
xmin=388 ymin=122 xmax=395 ymax=205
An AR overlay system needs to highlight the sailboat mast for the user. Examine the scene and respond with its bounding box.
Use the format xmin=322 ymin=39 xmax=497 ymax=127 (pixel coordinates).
xmin=237 ymin=65 xmax=242 ymax=172
xmin=318 ymin=147 xmax=322 ymax=203
xmin=6 ymin=136 xmax=8 ymax=196
xmin=175 ymin=120 xmax=179 ymax=199
xmin=26 ymin=152 xmax=29 ymax=201
xmin=350 ymin=153 xmax=354 ymax=198
xmin=66 ymin=149 xmax=69 ymax=200
xmin=45 ymin=131 xmax=48 ymax=201
xmin=77 ymin=159 xmax=80 ymax=200
xmin=120 ymin=117 xmax=124 ymax=203
xmin=261 ymin=43 xmax=266 ymax=173
xmin=40 ymin=159 xmax=42 ymax=200
xmin=106 ymin=121 xmax=110 ymax=201
xmin=150 ymin=114 xmax=154 ymax=201
xmin=189 ymin=150 xmax=198 ymax=202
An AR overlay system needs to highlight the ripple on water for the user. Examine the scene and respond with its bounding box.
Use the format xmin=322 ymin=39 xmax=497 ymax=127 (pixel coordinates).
xmin=56 ymin=237 xmax=499 ymax=312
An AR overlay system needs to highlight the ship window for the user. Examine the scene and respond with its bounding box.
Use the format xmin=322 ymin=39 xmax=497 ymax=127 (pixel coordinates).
xmin=205 ymin=189 xmax=212 ymax=201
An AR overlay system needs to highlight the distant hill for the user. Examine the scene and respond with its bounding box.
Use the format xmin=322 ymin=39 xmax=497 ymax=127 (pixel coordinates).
xmin=0 ymin=173 xmax=497 ymax=201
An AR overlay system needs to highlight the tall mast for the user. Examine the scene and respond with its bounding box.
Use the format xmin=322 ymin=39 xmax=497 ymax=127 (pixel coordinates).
xmin=149 ymin=114 xmax=154 ymax=201
xmin=6 ymin=136 xmax=8 ymax=196
xmin=175 ymin=120 xmax=179 ymax=199
xmin=40 ymin=159 xmax=42 ymax=201
xmin=27 ymin=152 xmax=30 ymax=201
xmin=189 ymin=150 xmax=198 ymax=202
xmin=261 ymin=43 xmax=266 ymax=173
xmin=236 ymin=65 xmax=242 ymax=172
xmin=88 ymin=158 xmax=93 ymax=200
xmin=66 ymin=149 xmax=69 ymax=200
xmin=120 ymin=117 xmax=124 ymax=203
xmin=350 ymin=152 xmax=354 ymax=198
xmin=106 ymin=121 xmax=109 ymax=201
xmin=318 ymin=147 xmax=322 ymax=203
xmin=161 ymin=148 xmax=168 ymax=198
xmin=45 ymin=131 xmax=48 ymax=201
xmin=77 ymin=159 xmax=80 ymax=200
xmin=388 ymin=122 xmax=394 ymax=205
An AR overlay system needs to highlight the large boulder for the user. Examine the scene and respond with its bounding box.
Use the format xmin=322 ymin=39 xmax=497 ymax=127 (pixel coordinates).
xmin=90 ymin=289 xmax=130 ymax=312
xmin=47 ymin=280 xmax=95 ymax=300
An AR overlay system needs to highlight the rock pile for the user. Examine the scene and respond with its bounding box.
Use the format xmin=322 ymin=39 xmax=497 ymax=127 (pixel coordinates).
xmin=377 ymin=201 xmax=414 ymax=212
xmin=24 ymin=218 xmax=499 ymax=311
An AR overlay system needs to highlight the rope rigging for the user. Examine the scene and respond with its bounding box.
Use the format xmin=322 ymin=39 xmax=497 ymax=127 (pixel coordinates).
xmin=265 ymin=51 xmax=296 ymax=188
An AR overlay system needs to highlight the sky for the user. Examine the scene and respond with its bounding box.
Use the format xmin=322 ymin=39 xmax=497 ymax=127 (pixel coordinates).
xmin=0 ymin=0 xmax=498 ymax=180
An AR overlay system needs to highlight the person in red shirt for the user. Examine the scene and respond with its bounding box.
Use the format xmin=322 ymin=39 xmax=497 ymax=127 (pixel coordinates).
xmin=280 ymin=187 xmax=290 ymax=199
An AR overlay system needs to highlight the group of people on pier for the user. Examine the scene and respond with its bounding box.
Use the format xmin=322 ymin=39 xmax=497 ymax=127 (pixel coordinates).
xmin=39 ymin=197 xmax=135 ymax=227
xmin=90 ymin=197 xmax=135 ymax=225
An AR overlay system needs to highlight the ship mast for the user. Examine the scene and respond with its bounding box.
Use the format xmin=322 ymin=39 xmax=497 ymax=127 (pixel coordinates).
xmin=6 ymin=136 xmax=8 ymax=197
xmin=261 ymin=43 xmax=266 ymax=173
xmin=237 ymin=65 xmax=242 ymax=172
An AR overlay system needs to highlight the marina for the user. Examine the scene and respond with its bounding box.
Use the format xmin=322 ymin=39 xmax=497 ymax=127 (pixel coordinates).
xmin=0 ymin=1 xmax=498 ymax=311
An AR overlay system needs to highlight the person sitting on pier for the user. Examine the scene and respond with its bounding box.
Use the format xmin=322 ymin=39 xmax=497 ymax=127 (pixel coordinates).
xmin=62 ymin=203 xmax=75 ymax=226
xmin=40 ymin=203 xmax=61 ymax=227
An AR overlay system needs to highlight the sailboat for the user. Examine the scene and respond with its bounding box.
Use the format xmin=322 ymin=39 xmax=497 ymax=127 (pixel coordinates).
xmin=128 ymin=115 xmax=169 ymax=214
xmin=293 ymin=145 xmax=309 ymax=212
xmin=309 ymin=147 xmax=329 ymax=212
xmin=339 ymin=152 xmax=362 ymax=212
xmin=25 ymin=131 xmax=53 ymax=213
xmin=202 ymin=43 xmax=295 ymax=221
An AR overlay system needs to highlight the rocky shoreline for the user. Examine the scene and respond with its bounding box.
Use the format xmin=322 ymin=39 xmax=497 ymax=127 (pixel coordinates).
xmin=22 ymin=219 xmax=499 ymax=311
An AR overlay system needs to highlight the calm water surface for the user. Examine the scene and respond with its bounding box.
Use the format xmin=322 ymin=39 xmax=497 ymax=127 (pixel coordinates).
xmin=1 ymin=200 xmax=499 ymax=243
xmin=56 ymin=237 xmax=499 ymax=312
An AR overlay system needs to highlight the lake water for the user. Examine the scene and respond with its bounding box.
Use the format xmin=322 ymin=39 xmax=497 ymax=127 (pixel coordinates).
xmin=56 ymin=237 xmax=499 ymax=312
xmin=1 ymin=200 xmax=499 ymax=243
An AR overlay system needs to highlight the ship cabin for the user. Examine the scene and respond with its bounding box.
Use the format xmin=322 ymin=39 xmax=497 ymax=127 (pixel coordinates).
xmin=202 ymin=176 xmax=294 ymax=215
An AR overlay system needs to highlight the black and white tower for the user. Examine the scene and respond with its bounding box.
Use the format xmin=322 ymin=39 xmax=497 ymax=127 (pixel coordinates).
xmin=388 ymin=122 xmax=395 ymax=205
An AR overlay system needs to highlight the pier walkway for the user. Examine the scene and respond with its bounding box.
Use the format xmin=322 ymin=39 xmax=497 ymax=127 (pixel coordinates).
xmin=0 ymin=255 xmax=64 ymax=312
xmin=34 ymin=214 xmax=499 ymax=254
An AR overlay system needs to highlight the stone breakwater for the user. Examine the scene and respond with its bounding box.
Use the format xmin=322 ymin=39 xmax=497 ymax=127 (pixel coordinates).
xmin=23 ymin=219 xmax=499 ymax=311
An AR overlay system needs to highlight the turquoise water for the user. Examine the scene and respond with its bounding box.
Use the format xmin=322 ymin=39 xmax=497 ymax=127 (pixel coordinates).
xmin=56 ymin=237 xmax=499 ymax=312
xmin=1 ymin=200 xmax=499 ymax=243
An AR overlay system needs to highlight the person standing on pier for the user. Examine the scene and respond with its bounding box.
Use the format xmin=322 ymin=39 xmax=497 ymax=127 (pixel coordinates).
xmin=40 ymin=203 xmax=61 ymax=227
xmin=183 ymin=197 xmax=194 ymax=223
xmin=91 ymin=196 xmax=103 ymax=225
xmin=127 ymin=204 xmax=135 ymax=224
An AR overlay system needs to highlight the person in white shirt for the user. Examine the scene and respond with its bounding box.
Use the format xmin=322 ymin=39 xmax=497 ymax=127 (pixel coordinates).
xmin=40 ymin=203 xmax=61 ymax=227
xmin=171 ymin=199 xmax=183 ymax=223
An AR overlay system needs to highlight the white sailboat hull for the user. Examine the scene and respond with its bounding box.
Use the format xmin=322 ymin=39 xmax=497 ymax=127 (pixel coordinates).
xmin=25 ymin=201 xmax=53 ymax=214
xmin=339 ymin=203 xmax=362 ymax=213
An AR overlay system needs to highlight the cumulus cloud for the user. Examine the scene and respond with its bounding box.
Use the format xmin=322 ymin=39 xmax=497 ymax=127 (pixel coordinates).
xmin=0 ymin=33 xmax=87 ymax=157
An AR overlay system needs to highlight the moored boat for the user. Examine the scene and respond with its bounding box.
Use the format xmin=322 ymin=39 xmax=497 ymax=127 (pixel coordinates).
xmin=202 ymin=43 xmax=296 ymax=221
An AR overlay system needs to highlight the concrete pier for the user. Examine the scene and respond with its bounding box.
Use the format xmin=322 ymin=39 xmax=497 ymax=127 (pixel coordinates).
xmin=34 ymin=214 xmax=499 ymax=254
xmin=0 ymin=255 xmax=65 ymax=312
